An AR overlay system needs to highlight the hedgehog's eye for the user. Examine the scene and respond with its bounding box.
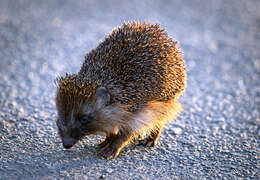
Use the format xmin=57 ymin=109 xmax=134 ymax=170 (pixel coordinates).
xmin=79 ymin=115 xmax=93 ymax=124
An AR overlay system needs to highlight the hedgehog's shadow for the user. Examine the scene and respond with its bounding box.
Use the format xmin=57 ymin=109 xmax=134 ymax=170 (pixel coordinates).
xmin=53 ymin=135 xmax=159 ymax=160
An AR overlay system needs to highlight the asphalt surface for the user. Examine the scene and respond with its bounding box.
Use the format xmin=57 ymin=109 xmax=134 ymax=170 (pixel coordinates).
xmin=0 ymin=0 xmax=259 ymax=179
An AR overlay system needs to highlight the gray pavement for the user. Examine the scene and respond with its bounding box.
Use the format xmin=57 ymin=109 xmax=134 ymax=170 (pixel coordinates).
xmin=0 ymin=0 xmax=259 ymax=179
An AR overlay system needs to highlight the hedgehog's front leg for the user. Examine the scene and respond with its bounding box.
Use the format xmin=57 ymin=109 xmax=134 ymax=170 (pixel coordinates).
xmin=99 ymin=129 xmax=132 ymax=159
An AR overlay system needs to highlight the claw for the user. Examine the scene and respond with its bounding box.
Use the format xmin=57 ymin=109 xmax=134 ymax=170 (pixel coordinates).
xmin=98 ymin=135 xmax=115 ymax=149
xmin=137 ymin=139 xmax=157 ymax=147
xmin=98 ymin=140 xmax=108 ymax=149
xmin=99 ymin=145 xmax=120 ymax=159
xmin=137 ymin=132 xmax=160 ymax=147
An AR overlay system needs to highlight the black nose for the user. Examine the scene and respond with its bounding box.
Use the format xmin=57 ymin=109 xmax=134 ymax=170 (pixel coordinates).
xmin=62 ymin=137 xmax=76 ymax=149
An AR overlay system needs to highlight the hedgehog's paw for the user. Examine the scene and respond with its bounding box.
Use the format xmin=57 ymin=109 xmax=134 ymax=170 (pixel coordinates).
xmin=99 ymin=145 xmax=120 ymax=159
xmin=98 ymin=135 xmax=115 ymax=149
xmin=99 ymin=130 xmax=131 ymax=159
xmin=138 ymin=130 xmax=162 ymax=147
xmin=137 ymin=138 xmax=158 ymax=147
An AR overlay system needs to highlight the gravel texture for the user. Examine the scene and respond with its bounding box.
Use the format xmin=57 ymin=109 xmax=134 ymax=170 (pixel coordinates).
xmin=0 ymin=0 xmax=259 ymax=179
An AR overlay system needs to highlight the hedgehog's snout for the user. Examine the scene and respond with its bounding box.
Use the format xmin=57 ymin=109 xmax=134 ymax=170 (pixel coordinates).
xmin=62 ymin=136 xmax=77 ymax=149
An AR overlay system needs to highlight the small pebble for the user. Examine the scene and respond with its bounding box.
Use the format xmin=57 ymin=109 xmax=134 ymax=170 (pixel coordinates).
xmin=99 ymin=174 xmax=105 ymax=179
xmin=172 ymin=127 xmax=183 ymax=135
xmin=105 ymin=168 xmax=113 ymax=173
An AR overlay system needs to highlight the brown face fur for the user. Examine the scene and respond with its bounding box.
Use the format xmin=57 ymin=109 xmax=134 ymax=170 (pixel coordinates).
xmin=55 ymin=81 xmax=114 ymax=149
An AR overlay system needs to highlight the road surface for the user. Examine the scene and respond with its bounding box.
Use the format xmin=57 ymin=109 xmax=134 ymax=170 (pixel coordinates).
xmin=0 ymin=0 xmax=259 ymax=179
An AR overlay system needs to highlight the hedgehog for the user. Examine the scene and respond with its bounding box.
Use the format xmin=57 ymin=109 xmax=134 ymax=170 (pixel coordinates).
xmin=55 ymin=22 xmax=186 ymax=158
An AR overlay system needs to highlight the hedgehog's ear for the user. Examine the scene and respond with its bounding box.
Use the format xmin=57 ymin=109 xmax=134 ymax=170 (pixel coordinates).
xmin=95 ymin=87 xmax=111 ymax=108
